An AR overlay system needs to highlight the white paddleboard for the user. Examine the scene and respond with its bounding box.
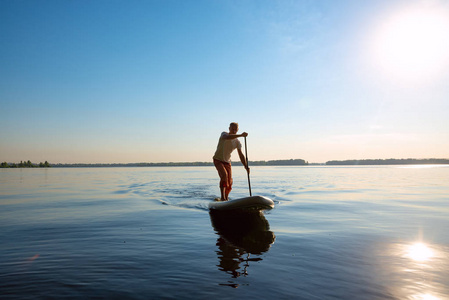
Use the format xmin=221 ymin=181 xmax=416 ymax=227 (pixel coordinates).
xmin=209 ymin=195 xmax=274 ymax=211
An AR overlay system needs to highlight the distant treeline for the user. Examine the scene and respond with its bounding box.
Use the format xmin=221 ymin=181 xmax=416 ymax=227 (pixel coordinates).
xmin=234 ymin=159 xmax=308 ymax=166
xmin=4 ymin=158 xmax=447 ymax=168
xmin=326 ymin=158 xmax=449 ymax=165
xmin=51 ymin=162 xmax=214 ymax=168
xmin=50 ymin=159 xmax=308 ymax=168
xmin=1 ymin=160 xmax=51 ymax=168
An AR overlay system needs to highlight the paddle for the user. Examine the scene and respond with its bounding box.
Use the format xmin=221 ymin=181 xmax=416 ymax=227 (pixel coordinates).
xmin=244 ymin=136 xmax=252 ymax=196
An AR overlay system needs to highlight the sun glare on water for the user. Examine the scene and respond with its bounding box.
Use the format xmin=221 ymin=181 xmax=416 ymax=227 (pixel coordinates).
xmin=372 ymin=4 xmax=449 ymax=84
xmin=416 ymin=294 xmax=441 ymax=300
xmin=407 ymin=242 xmax=434 ymax=262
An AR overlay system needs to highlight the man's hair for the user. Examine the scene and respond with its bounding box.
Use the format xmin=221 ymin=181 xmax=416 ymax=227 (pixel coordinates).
xmin=230 ymin=122 xmax=239 ymax=128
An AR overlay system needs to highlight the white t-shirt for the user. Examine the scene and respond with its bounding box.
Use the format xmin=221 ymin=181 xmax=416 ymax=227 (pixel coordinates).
xmin=213 ymin=132 xmax=242 ymax=163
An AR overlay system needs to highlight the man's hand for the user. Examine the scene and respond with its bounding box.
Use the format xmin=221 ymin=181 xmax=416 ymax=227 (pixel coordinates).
xmin=241 ymin=132 xmax=248 ymax=137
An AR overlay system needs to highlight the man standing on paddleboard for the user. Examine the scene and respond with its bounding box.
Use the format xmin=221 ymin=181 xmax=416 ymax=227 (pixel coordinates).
xmin=213 ymin=122 xmax=250 ymax=201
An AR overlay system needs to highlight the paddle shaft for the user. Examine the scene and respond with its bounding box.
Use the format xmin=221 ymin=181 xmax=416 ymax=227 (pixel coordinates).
xmin=244 ymin=136 xmax=252 ymax=196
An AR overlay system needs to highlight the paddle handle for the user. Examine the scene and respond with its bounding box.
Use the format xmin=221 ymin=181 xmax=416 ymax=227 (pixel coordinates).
xmin=244 ymin=136 xmax=252 ymax=197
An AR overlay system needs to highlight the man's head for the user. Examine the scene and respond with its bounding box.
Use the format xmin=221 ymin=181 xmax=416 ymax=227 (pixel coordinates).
xmin=229 ymin=122 xmax=239 ymax=134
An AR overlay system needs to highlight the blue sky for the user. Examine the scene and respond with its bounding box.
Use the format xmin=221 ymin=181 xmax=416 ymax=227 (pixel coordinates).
xmin=1 ymin=0 xmax=448 ymax=163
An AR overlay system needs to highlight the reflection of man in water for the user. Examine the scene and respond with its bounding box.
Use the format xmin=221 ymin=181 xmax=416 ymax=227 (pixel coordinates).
xmin=216 ymin=237 xmax=246 ymax=279
xmin=213 ymin=122 xmax=250 ymax=201
xmin=211 ymin=211 xmax=276 ymax=287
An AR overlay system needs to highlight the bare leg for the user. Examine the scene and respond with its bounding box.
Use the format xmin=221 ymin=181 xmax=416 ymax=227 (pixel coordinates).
xmin=220 ymin=186 xmax=226 ymax=201
xmin=225 ymin=186 xmax=231 ymax=200
xmin=224 ymin=164 xmax=232 ymax=200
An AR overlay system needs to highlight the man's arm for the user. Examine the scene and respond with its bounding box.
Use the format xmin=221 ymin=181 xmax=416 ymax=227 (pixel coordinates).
xmin=237 ymin=148 xmax=250 ymax=173
xmin=222 ymin=132 xmax=248 ymax=140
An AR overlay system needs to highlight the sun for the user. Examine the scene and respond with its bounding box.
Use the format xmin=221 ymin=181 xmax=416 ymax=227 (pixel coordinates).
xmin=372 ymin=4 xmax=449 ymax=84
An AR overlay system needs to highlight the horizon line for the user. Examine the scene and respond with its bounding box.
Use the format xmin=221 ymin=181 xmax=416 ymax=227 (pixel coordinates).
xmin=3 ymin=158 xmax=449 ymax=166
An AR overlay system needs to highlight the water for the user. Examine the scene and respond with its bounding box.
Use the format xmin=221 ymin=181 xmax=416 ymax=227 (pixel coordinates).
xmin=1 ymin=166 xmax=448 ymax=299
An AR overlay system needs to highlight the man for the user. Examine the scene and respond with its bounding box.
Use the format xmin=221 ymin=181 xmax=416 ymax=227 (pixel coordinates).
xmin=213 ymin=122 xmax=250 ymax=201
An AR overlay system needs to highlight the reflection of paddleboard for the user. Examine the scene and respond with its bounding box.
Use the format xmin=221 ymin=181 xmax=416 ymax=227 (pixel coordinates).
xmin=209 ymin=195 xmax=274 ymax=211
xmin=210 ymin=210 xmax=275 ymax=254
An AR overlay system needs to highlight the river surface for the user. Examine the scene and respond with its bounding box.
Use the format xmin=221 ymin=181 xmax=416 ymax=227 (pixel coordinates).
xmin=1 ymin=166 xmax=448 ymax=299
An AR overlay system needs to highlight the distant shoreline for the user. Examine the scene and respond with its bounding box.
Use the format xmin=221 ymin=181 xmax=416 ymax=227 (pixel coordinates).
xmin=325 ymin=158 xmax=449 ymax=165
xmin=51 ymin=159 xmax=310 ymax=168
xmin=2 ymin=158 xmax=448 ymax=168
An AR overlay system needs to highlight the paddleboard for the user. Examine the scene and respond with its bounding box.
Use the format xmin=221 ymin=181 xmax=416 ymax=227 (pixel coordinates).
xmin=209 ymin=195 xmax=274 ymax=211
